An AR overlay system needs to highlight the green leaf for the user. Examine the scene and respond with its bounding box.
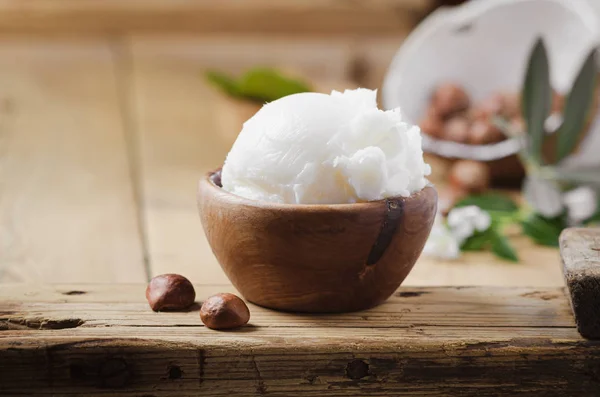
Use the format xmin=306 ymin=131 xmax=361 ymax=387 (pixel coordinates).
xmin=454 ymin=193 xmax=519 ymax=213
xmin=556 ymin=49 xmax=598 ymax=162
xmin=238 ymin=68 xmax=312 ymax=103
xmin=520 ymin=213 xmax=566 ymax=247
xmin=459 ymin=226 xmax=519 ymax=261
xmin=490 ymin=230 xmax=519 ymax=262
xmin=205 ymin=68 xmax=312 ymax=102
xmin=205 ymin=70 xmax=241 ymax=97
xmin=522 ymin=38 xmax=552 ymax=164
xmin=461 ymin=230 xmax=492 ymax=251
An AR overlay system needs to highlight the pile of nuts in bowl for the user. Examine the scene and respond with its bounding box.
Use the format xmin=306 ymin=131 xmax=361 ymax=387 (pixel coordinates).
xmin=146 ymin=273 xmax=250 ymax=330
xmin=419 ymin=82 xmax=564 ymax=145
xmin=419 ymin=82 xmax=565 ymax=204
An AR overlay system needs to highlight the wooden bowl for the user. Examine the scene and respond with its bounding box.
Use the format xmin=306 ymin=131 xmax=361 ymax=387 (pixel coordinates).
xmin=197 ymin=169 xmax=438 ymax=313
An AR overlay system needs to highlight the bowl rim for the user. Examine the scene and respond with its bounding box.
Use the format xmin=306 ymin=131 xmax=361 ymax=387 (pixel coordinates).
xmin=199 ymin=168 xmax=437 ymax=212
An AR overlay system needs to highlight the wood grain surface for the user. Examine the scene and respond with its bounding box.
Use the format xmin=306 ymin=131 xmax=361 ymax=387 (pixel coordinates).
xmin=0 ymin=0 xmax=431 ymax=34
xmin=2 ymin=284 xmax=600 ymax=396
xmin=0 ymin=38 xmax=145 ymax=284
xmin=560 ymin=228 xmax=600 ymax=339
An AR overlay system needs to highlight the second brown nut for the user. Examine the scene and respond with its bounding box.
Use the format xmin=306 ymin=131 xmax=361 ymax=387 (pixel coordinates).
xmin=146 ymin=274 xmax=196 ymax=312
xmin=200 ymin=293 xmax=250 ymax=330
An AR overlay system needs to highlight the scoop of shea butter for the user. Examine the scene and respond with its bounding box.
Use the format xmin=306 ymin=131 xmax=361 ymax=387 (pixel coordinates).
xmin=221 ymin=88 xmax=431 ymax=204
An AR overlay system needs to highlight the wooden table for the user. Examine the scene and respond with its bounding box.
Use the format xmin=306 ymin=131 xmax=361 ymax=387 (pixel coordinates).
xmin=4 ymin=283 xmax=600 ymax=396
xmin=0 ymin=3 xmax=586 ymax=394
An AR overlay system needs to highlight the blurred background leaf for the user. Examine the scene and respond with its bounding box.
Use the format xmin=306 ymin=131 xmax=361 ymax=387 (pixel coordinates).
xmin=205 ymin=67 xmax=312 ymax=103
xmin=205 ymin=71 xmax=241 ymax=97
xmin=520 ymin=213 xmax=565 ymax=247
xmin=490 ymin=230 xmax=519 ymax=262
xmin=238 ymin=68 xmax=312 ymax=103
xmin=461 ymin=230 xmax=492 ymax=251
xmin=454 ymin=193 xmax=518 ymax=213
xmin=522 ymin=38 xmax=552 ymax=165
xmin=556 ymin=49 xmax=598 ymax=162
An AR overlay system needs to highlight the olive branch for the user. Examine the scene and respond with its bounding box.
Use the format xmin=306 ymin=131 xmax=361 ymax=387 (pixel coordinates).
xmin=453 ymin=38 xmax=600 ymax=261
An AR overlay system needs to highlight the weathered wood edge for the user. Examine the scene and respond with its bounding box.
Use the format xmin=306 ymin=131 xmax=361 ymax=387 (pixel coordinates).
xmin=2 ymin=284 xmax=600 ymax=395
xmin=560 ymin=227 xmax=600 ymax=339
xmin=2 ymin=336 xmax=600 ymax=396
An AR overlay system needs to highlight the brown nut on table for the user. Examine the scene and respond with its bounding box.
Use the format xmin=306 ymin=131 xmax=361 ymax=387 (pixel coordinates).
xmin=448 ymin=160 xmax=491 ymax=193
xmin=200 ymin=293 xmax=250 ymax=330
xmin=146 ymin=274 xmax=196 ymax=312
xmin=432 ymin=83 xmax=470 ymax=119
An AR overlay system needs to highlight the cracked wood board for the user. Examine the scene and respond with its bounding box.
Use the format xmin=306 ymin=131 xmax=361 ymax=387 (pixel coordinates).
xmin=2 ymin=284 xmax=600 ymax=396
xmin=560 ymin=228 xmax=600 ymax=339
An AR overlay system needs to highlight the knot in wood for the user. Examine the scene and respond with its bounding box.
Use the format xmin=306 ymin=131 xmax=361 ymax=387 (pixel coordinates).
xmin=99 ymin=358 xmax=131 ymax=388
xmin=168 ymin=365 xmax=183 ymax=380
xmin=345 ymin=359 xmax=369 ymax=380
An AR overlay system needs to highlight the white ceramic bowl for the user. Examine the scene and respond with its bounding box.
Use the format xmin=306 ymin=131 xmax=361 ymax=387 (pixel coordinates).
xmin=382 ymin=0 xmax=600 ymax=165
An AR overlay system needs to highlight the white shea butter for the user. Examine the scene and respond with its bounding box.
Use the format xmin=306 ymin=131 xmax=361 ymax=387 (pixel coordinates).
xmin=221 ymin=88 xmax=431 ymax=204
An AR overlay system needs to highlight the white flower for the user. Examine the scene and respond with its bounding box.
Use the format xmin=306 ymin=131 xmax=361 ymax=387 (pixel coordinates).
xmin=563 ymin=186 xmax=597 ymax=225
xmin=446 ymin=205 xmax=492 ymax=244
xmin=524 ymin=175 xmax=598 ymax=224
xmin=423 ymin=215 xmax=461 ymax=260
xmin=473 ymin=211 xmax=492 ymax=231
xmin=523 ymin=176 xmax=563 ymax=218
xmin=423 ymin=205 xmax=493 ymax=260
xmin=451 ymin=222 xmax=476 ymax=245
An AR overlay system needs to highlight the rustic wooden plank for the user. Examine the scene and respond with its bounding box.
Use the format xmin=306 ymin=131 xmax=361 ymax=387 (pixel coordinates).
xmin=560 ymin=228 xmax=600 ymax=339
xmin=4 ymin=336 xmax=599 ymax=396
xmin=0 ymin=38 xmax=146 ymax=284
xmin=1 ymin=284 xmax=599 ymax=396
xmin=0 ymin=0 xmax=431 ymax=35
xmin=0 ymin=284 xmax=574 ymax=329
xmin=126 ymin=37 xmax=354 ymax=283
